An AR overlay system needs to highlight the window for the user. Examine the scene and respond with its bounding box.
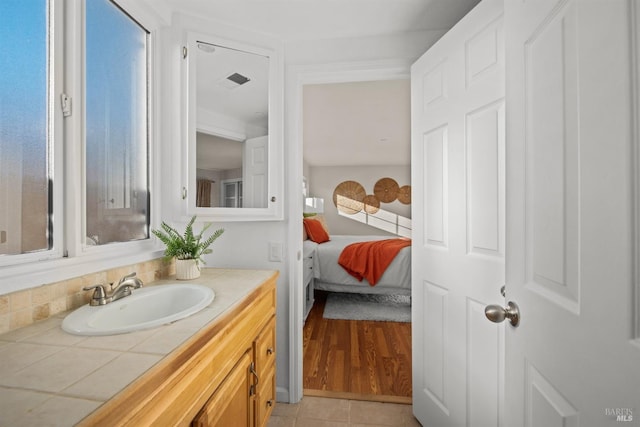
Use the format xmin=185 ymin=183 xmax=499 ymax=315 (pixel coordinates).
xmin=85 ymin=0 xmax=150 ymax=245
xmin=222 ymin=179 xmax=243 ymax=208
xmin=0 ymin=0 xmax=52 ymax=257
xmin=0 ymin=0 xmax=152 ymax=268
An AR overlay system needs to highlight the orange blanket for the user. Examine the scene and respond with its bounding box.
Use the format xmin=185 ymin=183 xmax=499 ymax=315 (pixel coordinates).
xmin=338 ymin=238 xmax=411 ymax=286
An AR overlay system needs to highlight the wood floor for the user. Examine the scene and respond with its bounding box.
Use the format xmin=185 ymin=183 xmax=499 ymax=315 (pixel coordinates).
xmin=303 ymin=290 xmax=412 ymax=403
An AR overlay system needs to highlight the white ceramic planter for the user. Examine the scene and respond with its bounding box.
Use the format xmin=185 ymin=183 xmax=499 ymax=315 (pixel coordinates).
xmin=175 ymin=259 xmax=200 ymax=280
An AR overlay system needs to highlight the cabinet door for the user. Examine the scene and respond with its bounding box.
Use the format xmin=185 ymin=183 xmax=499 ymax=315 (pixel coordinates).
xmin=192 ymin=351 xmax=252 ymax=427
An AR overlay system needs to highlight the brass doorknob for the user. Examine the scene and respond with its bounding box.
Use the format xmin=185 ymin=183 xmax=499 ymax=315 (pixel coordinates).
xmin=485 ymin=301 xmax=520 ymax=327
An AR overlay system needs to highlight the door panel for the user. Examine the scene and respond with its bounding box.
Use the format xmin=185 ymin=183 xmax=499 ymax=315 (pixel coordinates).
xmin=243 ymin=135 xmax=268 ymax=208
xmin=467 ymin=298 xmax=501 ymax=426
xmin=527 ymin=363 xmax=578 ymax=427
xmin=411 ymin=0 xmax=505 ymax=425
xmin=525 ymin=0 xmax=581 ymax=312
xmin=424 ymin=126 xmax=448 ymax=248
xmin=467 ymin=101 xmax=504 ymax=257
xmin=505 ymin=0 xmax=640 ymax=425
xmin=423 ymin=281 xmax=447 ymax=411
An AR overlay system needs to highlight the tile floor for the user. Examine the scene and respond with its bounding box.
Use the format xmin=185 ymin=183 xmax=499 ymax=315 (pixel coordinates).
xmin=268 ymin=396 xmax=422 ymax=427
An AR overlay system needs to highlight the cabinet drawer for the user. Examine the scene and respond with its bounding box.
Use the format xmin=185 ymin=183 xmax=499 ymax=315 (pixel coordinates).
xmin=303 ymin=255 xmax=313 ymax=270
xmin=254 ymin=316 xmax=276 ymax=373
xmin=303 ymin=256 xmax=313 ymax=284
xmin=255 ymin=368 xmax=276 ymax=427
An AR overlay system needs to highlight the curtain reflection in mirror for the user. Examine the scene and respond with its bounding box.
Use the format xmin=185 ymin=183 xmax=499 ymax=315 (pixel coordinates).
xmin=196 ymin=179 xmax=212 ymax=207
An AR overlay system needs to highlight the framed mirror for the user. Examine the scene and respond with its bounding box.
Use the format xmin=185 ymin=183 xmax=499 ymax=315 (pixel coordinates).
xmin=184 ymin=32 xmax=283 ymax=221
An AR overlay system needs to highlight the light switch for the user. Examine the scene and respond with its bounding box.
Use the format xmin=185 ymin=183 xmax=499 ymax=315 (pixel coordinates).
xmin=268 ymin=241 xmax=283 ymax=262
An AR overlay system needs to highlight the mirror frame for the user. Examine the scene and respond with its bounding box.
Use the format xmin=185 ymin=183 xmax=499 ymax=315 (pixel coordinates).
xmin=182 ymin=31 xmax=283 ymax=221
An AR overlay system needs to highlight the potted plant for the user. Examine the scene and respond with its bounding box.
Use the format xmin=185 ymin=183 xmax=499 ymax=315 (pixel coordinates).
xmin=152 ymin=216 xmax=224 ymax=280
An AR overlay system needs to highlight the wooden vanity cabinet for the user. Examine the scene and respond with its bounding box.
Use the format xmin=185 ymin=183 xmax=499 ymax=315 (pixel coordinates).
xmin=80 ymin=272 xmax=277 ymax=427
xmin=193 ymin=316 xmax=276 ymax=427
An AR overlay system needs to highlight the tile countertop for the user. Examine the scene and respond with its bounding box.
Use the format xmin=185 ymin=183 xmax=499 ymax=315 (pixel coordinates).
xmin=0 ymin=268 xmax=277 ymax=427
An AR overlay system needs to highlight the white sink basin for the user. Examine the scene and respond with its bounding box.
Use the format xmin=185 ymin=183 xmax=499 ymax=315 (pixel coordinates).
xmin=62 ymin=284 xmax=215 ymax=336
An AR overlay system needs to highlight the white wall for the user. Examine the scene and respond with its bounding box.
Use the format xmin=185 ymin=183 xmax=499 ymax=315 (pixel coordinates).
xmin=157 ymin=10 xmax=446 ymax=402
xmin=309 ymin=165 xmax=411 ymax=236
xmin=156 ymin=15 xmax=293 ymax=400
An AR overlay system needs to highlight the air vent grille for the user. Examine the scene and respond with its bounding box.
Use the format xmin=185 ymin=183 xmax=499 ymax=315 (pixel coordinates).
xmin=227 ymin=73 xmax=250 ymax=85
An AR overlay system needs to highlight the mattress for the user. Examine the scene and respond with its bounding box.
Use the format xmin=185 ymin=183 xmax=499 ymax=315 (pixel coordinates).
xmin=304 ymin=235 xmax=411 ymax=295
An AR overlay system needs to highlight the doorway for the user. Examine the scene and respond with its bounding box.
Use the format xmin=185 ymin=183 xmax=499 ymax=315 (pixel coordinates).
xmin=300 ymin=77 xmax=412 ymax=403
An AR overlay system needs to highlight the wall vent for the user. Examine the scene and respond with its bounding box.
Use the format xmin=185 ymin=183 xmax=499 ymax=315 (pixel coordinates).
xmin=227 ymin=72 xmax=250 ymax=85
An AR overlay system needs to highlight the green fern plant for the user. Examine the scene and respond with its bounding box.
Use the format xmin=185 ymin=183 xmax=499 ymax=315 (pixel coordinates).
xmin=152 ymin=216 xmax=224 ymax=267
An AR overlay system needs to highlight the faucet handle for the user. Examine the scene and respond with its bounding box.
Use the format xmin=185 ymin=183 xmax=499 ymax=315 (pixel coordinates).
xmin=83 ymin=284 xmax=106 ymax=296
xmin=117 ymin=272 xmax=137 ymax=285
xmin=82 ymin=284 xmax=108 ymax=305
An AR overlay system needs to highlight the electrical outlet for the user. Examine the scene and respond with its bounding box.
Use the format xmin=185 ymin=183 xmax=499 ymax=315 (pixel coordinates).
xmin=268 ymin=241 xmax=283 ymax=262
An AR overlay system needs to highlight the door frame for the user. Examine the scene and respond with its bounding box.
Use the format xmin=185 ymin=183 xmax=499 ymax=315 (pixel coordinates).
xmin=632 ymin=0 xmax=640 ymax=339
xmin=286 ymin=60 xmax=412 ymax=403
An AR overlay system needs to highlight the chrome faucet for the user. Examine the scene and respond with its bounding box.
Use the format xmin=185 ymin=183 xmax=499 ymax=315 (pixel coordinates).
xmin=110 ymin=272 xmax=144 ymax=301
xmin=83 ymin=272 xmax=144 ymax=306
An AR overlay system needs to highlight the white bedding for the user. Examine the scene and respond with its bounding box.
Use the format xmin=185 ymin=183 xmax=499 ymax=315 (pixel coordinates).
xmin=304 ymin=235 xmax=411 ymax=296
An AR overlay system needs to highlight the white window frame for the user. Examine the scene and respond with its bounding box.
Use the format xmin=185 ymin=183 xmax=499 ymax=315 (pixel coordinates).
xmin=221 ymin=178 xmax=243 ymax=208
xmin=0 ymin=0 xmax=64 ymax=268
xmin=0 ymin=0 xmax=165 ymax=294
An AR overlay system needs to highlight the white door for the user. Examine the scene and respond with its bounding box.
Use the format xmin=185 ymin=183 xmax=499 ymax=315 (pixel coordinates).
xmin=411 ymin=0 xmax=505 ymax=425
xmin=505 ymin=0 xmax=640 ymax=425
xmin=243 ymin=135 xmax=268 ymax=208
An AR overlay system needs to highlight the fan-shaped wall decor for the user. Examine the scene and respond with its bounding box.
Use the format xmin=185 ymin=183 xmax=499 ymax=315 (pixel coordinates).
xmin=363 ymin=194 xmax=381 ymax=214
xmin=397 ymin=185 xmax=412 ymax=204
xmin=373 ymin=177 xmax=399 ymax=203
xmin=333 ymin=180 xmax=366 ymax=215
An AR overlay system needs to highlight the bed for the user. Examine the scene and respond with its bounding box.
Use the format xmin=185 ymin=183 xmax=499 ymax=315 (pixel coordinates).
xmin=304 ymin=235 xmax=411 ymax=296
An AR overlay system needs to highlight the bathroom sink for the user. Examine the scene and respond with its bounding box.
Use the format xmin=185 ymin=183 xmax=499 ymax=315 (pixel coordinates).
xmin=62 ymin=284 xmax=215 ymax=336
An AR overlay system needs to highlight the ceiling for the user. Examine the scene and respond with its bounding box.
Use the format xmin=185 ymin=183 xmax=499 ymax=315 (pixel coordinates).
xmin=162 ymin=0 xmax=481 ymax=41
xmin=195 ymin=41 xmax=269 ymax=131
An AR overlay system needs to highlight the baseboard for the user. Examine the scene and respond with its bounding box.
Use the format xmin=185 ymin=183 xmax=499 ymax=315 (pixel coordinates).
xmin=303 ymin=388 xmax=412 ymax=405
xmin=276 ymin=386 xmax=289 ymax=403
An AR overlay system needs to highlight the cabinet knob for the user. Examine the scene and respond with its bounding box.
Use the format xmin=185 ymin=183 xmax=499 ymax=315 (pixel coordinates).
xmin=267 ymin=347 xmax=274 ymax=355
xmin=267 ymin=400 xmax=274 ymax=407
